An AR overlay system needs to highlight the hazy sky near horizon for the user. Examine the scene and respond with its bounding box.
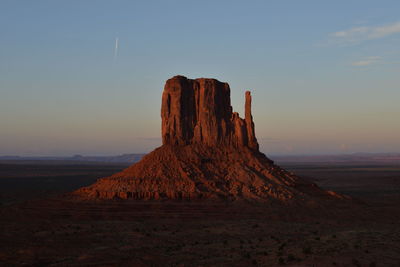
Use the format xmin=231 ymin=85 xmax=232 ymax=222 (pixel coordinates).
xmin=1 ymin=0 xmax=400 ymax=156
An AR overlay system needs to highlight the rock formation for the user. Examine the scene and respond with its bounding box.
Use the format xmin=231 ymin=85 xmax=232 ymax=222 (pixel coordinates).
xmin=161 ymin=76 xmax=258 ymax=149
xmin=75 ymin=75 xmax=343 ymax=202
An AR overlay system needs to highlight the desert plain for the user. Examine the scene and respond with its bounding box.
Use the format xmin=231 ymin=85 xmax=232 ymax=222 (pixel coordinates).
xmin=1 ymin=158 xmax=399 ymax=267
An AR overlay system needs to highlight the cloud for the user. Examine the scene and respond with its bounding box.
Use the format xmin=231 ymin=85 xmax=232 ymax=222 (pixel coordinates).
xmin=351 ymin=60 xmax=374 ymax=66
xmin=351 ymin=56 xmax=382 ymax=67
xmin=330 ymin=21 xmax=400 ymax=45
xmin=333 ymin=26 xmax=369 ymax=38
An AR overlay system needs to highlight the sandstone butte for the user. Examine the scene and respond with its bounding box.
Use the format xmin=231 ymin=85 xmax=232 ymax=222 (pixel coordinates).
xmin=75 ymin=75 xmax=344 ymax=202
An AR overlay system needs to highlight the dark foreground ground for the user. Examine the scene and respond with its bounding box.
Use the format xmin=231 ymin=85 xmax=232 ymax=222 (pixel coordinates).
xmin=1 ymin=160 xmax=400 ymax=266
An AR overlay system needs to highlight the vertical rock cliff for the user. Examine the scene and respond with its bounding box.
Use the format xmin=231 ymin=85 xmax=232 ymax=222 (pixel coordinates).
xmin=75 ymin=76 xmax=343 ymax=202
xmin=161 ymin=76 xmax=258 ymax=149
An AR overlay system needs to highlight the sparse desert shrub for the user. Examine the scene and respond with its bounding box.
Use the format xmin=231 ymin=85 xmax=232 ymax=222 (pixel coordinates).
xmin=287 ymin=254 xmax=296 ymax=261
xmin=302 ymin=246 xmax=312 ymax=255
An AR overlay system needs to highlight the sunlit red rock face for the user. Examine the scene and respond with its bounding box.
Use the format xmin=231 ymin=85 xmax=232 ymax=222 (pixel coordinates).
xmin=161 ymin=76 xmax=258 ymax=149
xmin=75 ymin=76 xmax=341 ymax=201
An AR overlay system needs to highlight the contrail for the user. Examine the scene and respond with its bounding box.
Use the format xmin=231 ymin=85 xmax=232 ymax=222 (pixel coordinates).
xmin=113 ymin=37 xmax=119 ymax=63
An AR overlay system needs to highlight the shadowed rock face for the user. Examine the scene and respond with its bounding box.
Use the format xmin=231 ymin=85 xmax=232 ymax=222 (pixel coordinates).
xmin=161 ymin=76 xmax=258 ymax=149
xmin=75 ymin=75 xmax=344 ymax=202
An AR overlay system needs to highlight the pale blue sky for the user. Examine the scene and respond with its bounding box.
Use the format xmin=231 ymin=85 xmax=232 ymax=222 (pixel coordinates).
xmin=1 ymin=0 xmax=399 ymax=156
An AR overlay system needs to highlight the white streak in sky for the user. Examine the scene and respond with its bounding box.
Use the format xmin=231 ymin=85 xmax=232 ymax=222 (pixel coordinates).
xmin=113 ymin=37 xmax=119 ymax=62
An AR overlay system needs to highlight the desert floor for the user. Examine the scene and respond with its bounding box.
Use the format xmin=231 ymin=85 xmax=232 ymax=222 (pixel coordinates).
xmin=1 ymin=160 xmax=399 ymax=266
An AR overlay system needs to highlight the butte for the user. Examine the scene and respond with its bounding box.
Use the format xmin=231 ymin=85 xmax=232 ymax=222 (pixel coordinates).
xmin=75 ymin=75 xmax=343 ymax=202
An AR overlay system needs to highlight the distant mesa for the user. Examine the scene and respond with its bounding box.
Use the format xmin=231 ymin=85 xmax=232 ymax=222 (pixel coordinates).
xmin=75 ymin=75 xmax=344 ymax=202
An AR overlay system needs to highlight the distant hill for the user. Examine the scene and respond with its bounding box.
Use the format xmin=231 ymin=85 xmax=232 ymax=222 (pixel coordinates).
xmin=1 ymin=152 xmax=399 ymax=164
xmin=0 ymin=154 xmax=145 ymax=163
xmin=271 ymin=153 xmax=400 ymax=164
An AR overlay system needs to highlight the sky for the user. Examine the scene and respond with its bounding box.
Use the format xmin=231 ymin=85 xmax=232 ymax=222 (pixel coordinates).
xmin=1 ymin=0 xmax=399 ymax=156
